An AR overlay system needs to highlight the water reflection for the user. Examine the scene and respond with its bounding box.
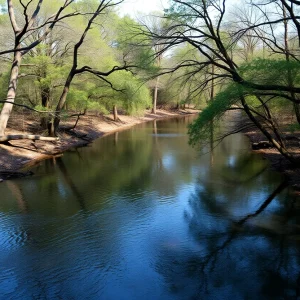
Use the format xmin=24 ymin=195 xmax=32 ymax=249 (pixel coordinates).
xmin=155 ymin=131 xmax=300 ymax=299
xmin=0 ymin=115 xmax=299 ymax=299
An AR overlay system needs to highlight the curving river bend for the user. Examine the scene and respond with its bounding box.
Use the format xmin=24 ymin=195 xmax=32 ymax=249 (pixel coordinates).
xmin=0 ymin=115 xmax=299 ymax=299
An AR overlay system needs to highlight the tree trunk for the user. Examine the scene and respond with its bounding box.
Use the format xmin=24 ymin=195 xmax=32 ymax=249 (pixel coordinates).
xmin=0 ymin=134 xmax=58 ymax=142
xmin=152 ymin=76 xmax=159 ymax=114
xmin=41 ymin=86 xmax=50 ymax=108
xmin=51 ymin=87 xmax=69 ymax=136
xmin=283 ymin=5 xmax=300 ymax=125
xmin=113 ymin=105 xmax=118 ymax=121
xmin=50 ymin=73 xmax=72 ymax=136
xmin=294 ymin=103 xmax=300 ymax=124
xmin=0 ymin=50 xmax=22 ymax=136
xmin=40 ymin=86 xmax=50 ymax=129
xmin=210 ymin=64 xmax=215 ymax=166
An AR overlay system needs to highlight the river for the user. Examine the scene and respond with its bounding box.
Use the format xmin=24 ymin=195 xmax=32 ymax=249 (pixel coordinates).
xmin=0 ymin=115 xmax=299 ymax=299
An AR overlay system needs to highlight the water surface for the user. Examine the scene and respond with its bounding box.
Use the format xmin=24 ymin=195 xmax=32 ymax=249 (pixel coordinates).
xmin=0 ymin=116 xmax=299 ymax=299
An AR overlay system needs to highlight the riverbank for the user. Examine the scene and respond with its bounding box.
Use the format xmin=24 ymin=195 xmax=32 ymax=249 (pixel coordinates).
xmin=0 ymin=109 xmax=199 ymax=175
xmin=243 ymin=127 xmax=300 ymax=195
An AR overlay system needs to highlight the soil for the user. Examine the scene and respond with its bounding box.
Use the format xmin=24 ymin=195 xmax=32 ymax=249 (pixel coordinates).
xmin=242 ymin=123 xmax=300 ymax=196
xmin=0 ymin=109 xmax=198 ymax=176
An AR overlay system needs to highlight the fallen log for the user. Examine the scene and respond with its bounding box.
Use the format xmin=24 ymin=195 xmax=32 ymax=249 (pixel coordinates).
xmin=252 ymin=141 xmax=272 ymax=150
xmin=0 ymin=135 xmax=59 ymax=143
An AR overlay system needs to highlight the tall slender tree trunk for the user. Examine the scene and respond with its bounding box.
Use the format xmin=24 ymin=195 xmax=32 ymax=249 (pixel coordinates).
xmin=51 ymin=86 xmax=69 ymax=136
xmin=113 ymin=105 xmax=118 ymax=121
xmin=0 ymin=50 xmax=22 ymax=136
xmin=152 ymin=76 xmax=159 ymax=114
xmin=293 ymin=102 xmax=300 ymax=125
xmin=210 ymin=64 xmax=215 ymax=166
xmin=49 ymin=70 xmax=74 ymax=136
xmin=283 ymin=5 xmax=300 ymax=124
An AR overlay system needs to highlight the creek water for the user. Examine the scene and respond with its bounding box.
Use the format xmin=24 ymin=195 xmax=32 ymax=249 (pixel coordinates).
xmin=0 ymin=115 xmax=299 ymax=299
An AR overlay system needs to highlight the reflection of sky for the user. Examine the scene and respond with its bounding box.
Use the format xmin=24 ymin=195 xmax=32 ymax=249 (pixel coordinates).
xmin=162 ymin=153 xmax=175 ymax=170
xmin=57 ymin=181 xmax=67 ymax=198
xmin=227 ymin=155 xmax=236 ymax=167
xmin=228 ymin=188 xmax=284 ymax=219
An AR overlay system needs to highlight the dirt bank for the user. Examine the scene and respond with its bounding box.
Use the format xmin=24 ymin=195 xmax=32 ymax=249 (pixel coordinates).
xmin=243 ymin=128 xmax=300 ymax=195
xmin=0 ymin=109 xmax=199 ymax=175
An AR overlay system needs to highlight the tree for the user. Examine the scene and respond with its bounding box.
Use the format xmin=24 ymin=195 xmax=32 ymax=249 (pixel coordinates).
xmin=139 ymin=13 xmax=172 ymax=114
xmin=145 ymin=0 xmax=300 ymax=163
xmin=49 ymin=0 xmax=137 ymax=136
xmin=0 ymin=0 xmax=77 ymax=138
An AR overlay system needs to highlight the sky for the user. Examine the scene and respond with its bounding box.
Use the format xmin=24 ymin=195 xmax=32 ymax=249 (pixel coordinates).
xmin=118 ymin=0 xmax=240 ymax=19
xmin=118 ymin=0 xmax=168 ymax=18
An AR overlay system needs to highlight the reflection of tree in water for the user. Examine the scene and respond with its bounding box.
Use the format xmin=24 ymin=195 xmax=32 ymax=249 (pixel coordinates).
xmin=155 ymin=180 xmax=300 ymax=298
xmin=56 ymin=157 xmax=86 ymax=210
xmin=6 ymin=181 xmax=28 ymax=213
xmin=155 ymin=150 xmax=300 ymax=299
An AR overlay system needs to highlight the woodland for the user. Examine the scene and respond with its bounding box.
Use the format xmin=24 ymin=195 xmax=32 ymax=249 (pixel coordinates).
xmin=0 ymin=0 xmax=300 ymax=169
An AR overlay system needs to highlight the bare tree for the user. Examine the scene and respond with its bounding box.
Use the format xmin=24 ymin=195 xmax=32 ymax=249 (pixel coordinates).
xmin=228 ymin=4 xmax=261 ymax=62
xmin=145 ymin=0 xmax=300 ymax=163
xmin=0 ymin=0 xmax=77 ymax=139
xmin=49 ymin=0 xmax=134 ymax=136
xmin=139 ymin=13 xmax=168 ymax=114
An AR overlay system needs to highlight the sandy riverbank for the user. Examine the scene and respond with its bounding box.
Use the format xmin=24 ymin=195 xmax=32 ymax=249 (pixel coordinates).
xmin=0 ymin=109 xmax=199 ymax=175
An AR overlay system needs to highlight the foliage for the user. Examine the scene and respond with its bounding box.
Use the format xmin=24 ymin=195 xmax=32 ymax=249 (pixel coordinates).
xmin=188 ymin=83 xmax=243 ymax=146
xmin=239 ymin=59 xmax=300 ymax=86
xmin=288 ymin=123 xmax=300 ymax=133
xmin=0 ymin=1 xmax=157 ymax=124
xmin=67 ymin=88 xmax=109 ymax=113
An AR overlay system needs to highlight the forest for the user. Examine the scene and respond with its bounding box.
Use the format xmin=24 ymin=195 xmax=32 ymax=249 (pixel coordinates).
xmin=0 ymin=0 xmax=300 ymax=177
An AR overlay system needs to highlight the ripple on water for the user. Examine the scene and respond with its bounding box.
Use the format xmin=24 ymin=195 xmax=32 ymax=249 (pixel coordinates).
xmin=0 ymin=269 xmax=19 ymax=297
xmin=0 ymin=218 xmax=29 ymax=250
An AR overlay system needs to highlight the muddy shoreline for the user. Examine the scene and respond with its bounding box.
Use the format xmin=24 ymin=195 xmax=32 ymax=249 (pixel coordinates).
xmin=243 ymin=129 xmax=300 ymax=195
xmin=0 ymin=109 xmax=198 ymax=178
